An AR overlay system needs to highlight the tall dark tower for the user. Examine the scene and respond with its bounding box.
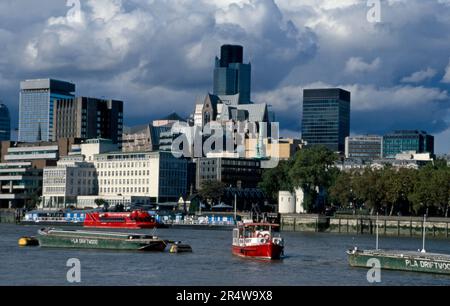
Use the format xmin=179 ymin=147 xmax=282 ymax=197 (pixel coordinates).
xmin=213 ymin=44 xmax=251 ymax=104
xmin=302 ymin=88 xmax=351 ymax=153
xmin=0 ymin=103 xmax=11 ymax=141
xmin=219 ymin=45 xmax=243 ymax=67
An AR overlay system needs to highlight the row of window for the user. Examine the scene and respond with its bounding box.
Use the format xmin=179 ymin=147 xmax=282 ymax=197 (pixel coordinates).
xmin=99 ymin=178 xmax=150 ymax=185
xmin=98 ymin=170 xmax=150 ymax=177
xmin=96 ymin=161 xmax=151 ymax=168
xmin=100 ymin=187 xmax=149 ymax=194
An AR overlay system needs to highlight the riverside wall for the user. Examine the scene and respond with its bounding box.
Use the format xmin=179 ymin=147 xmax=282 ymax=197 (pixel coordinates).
xmin=280 ymin=214 xmax=450 ymax=239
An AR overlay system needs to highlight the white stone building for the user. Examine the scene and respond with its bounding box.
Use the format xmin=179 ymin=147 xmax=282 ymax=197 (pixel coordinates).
xmin=42 ymin=155 xmax=97 ymax=209
xmin=95 ymin=150 xmax=187 ymax=202
xmin=41 ymin=139 xmax=188 ymax=209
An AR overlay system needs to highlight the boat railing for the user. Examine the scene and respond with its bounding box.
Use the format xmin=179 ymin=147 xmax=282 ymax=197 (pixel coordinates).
xmin=164 ymin=219 xmax=235 ymax=226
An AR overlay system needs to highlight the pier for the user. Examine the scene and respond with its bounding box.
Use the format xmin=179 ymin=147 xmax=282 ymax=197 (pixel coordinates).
xmin=280 ymin=214 xmax=450 ymax=239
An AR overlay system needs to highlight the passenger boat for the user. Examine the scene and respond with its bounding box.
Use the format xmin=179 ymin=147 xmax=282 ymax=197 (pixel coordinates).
xmin=37 ymin=228 xmax=167 ymax=251
xmin=347 ymin=215 xmax=450 ymax=275
xmin=83 ymin=210 xmax=159 ymax=229
xmin=232 ymin=222 xmax=284 ymax=260
xmin=21 ymin=210 xmax=85 ymax=226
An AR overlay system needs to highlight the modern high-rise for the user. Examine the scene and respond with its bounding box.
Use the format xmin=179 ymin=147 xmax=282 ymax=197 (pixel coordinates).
xmin=213 ymin=45 xmax=251 ymax=104
xmin=383 ymin=130 xmax=434 ymax=158
xmin=19 ymin=79 xmax=75 ymax=142
xmin=0 ymin=104 xmax=11 ymax=141
xmin=345 ymin=135 xmax=383 ymax=161
xmin=302 ymin=88 xmax=351 ymax=153
xmin=53 ymin=97 xmax=123 ymax=146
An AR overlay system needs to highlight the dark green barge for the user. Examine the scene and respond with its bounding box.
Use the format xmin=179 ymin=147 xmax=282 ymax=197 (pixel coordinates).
xmin=37 ymin=228 xmax=167 ymax=251
xmin=347 ymin=248 xmax=450 ymax=275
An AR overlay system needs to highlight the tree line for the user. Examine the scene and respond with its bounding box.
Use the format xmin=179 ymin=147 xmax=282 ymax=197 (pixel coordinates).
xmin=259 ymin=146 xmax=450 ymax=217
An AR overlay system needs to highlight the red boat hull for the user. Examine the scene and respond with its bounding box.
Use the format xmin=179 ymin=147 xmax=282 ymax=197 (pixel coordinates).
xmin=232 ymin=243 xmax=284 ymax=260
xmin=83 ymin=211 xmax=159 ymax=229
xmin=84 ymin=222 xmax=157 ymax=229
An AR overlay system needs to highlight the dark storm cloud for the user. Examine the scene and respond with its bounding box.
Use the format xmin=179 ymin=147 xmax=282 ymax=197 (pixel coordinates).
xmin=0 ymin=0 xmax=449 ymax=152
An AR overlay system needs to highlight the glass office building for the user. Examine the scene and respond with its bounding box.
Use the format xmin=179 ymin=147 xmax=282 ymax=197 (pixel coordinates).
xmin=213 ymin=45 xmax=251 ymax=104
xmin=19 ymin=79 xmax=75 ymax=142
xmin=345 ymin=135 xmax=382 ymax=161
xmin=0 ymin=104 xmax=11 ymax=141
xmin=302 ymin=88 xmax=351 ymax=153
xmin=383 ymin=130 xmax=434 ymax=158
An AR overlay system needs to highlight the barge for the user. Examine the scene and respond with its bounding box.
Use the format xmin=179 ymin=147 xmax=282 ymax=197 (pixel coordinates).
xmin=37 ymin=228 xmax=167 ymax=251
xmin=347 ymin=248 xmax=450 ymax=275
xmin=347 ymin=214 xmax=450 ymax=275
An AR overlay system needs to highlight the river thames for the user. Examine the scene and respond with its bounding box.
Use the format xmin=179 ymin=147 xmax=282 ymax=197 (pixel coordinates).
xmin=0 ymin=224 xmax=449 ymax=286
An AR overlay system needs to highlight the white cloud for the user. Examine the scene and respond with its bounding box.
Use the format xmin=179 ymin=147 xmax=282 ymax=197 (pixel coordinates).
xmin=255 ymin=82 xmax=449 ymax=139
xmin=345 ymin=84 xmax=448 ymax=111
xmin=17 ymin=0 xmax=316 ymax=91
xmin=401 ymin=67 xmax=437 ymax=83
xmin=434 ymin=127 xmax=450 ymax=154
xmin=442 ymin=58 xmax=450 ymax=83
xmin=1 ymin=0 xmax=450 ymax=151
xmin=345 ymin=57 xmax=381 ymax=74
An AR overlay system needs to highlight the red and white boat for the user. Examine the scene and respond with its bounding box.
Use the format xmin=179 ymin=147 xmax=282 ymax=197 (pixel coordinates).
xmin=84 ymin=210 xmax=159 ymax=229
xmin=232 ymin=222 xmax=284 ymax=260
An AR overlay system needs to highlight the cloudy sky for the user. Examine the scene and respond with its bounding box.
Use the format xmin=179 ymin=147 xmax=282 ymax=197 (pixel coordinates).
xmin=0 ymin=0 xmax=450 ymax=153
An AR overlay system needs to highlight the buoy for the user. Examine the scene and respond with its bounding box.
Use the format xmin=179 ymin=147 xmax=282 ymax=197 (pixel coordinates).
xmin=169 ymin=243 xmax=192 ymax=253
xmin=18 ymin=237 xmax=39 ymax=247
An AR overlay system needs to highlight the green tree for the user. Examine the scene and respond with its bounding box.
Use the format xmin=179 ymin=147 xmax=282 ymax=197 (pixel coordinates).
xmin=352 ymin=169 xmax=385 ymax=215
xmin=329 ymin=171 xmax=353 ymax=208
xmin=259 ymin=160 xmax=294 ymax=203
xmin=94 ymin=199 xmax=109 ymax=211
xmin=189 ymin=198 xmax=200 ymax=213
xmin=25 ymin=187 xmax=42 ymax=210
xmin=289 ymin=146 xmax=338 ymax=213
xmin=198 ymin=180 xmax=227 ymax=205
xmin=428 ymin=167 xmax=450 ymax=216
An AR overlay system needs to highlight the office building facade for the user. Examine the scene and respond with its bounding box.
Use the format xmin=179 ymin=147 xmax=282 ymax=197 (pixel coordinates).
xmin=53 ymin=97 xmax=123 ymax=146
xmin=345 ymin=135 xmax=383 ymax=161
xmin=42 ymin=155 xmax=98 ymax=209
xmin=196 ymin=157 xmax=262 ymax=190
xmin=0 ymin=138 xmax=83 ymax=208
xmin=213 ymin=45 xmax=251 ymax=104
xmin=95 ymin=151 xmax=187 ymax=203
xmin=0 ymin=162 xmax=43 ymax=208
xmin=0 ymin=104 xmax=11 ymax=141
xmin=19 ymin=79 xmax=75 ymax=142
xmin=302 ymin=88 xmax=351 ymax=153
xmin=383 ymin=130 xmax=434 ymax=158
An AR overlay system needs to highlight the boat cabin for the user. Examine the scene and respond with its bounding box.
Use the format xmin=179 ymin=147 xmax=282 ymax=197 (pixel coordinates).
xmin=233 ymin=223 xmax=281 ymax=245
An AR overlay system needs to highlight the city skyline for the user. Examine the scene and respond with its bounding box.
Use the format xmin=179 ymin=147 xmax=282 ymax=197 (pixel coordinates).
xmin=0 ymin=1 xmax=450 ymax=153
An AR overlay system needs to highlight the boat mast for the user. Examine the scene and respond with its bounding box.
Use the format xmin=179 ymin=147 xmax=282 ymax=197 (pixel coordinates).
xmin=421 ymin=214 xmax=427 ymax=253
xmin=376 ymin=213 xmax=379 ymax=250
xmin=234 ymin=192 xmax=237 ymax=223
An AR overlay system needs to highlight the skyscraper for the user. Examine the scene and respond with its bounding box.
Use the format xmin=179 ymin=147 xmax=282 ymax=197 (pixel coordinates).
xmin=0 ymin=104 xmax=11 ymax=141
xmin=19 ymin=79 xmax=75 ymax=142
xmin=302 ymin=88 xmax=351 ymax=153
xmin=213 ymin=45 xmax=251 ymax=104
xmin=53 ymin=97 xmax=123 ymax=146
